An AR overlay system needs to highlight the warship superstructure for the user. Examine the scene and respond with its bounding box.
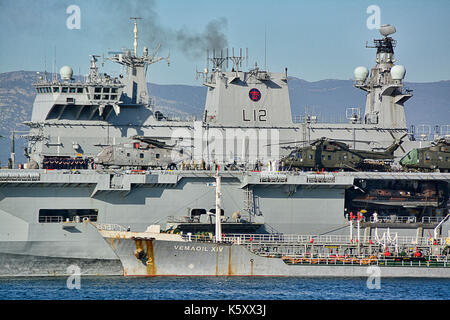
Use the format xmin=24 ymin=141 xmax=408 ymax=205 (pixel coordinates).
xmin=0 ymin=20 xmax=448 ymax=276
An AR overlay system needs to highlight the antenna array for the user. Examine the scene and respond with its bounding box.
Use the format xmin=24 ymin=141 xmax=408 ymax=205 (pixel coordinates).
xmin=206 ymin=48 xmax=248 ymax=72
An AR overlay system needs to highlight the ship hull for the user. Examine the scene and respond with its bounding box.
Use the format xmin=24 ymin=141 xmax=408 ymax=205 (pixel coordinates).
xmin=0 ymin=252 xmax=122 ymax=276
xmin=110 ymin=238 xmax=450 ymax=278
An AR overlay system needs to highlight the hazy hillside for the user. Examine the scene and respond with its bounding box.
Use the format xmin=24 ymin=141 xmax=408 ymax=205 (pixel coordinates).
xmin=0 ymin=70 xmax=448 ymax=166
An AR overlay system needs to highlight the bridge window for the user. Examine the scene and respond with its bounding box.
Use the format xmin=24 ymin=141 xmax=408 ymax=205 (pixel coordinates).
xmin=69 ymin=87 xmax=76 ymax=93
xmin=94 ymin=95 xmax=101 ymax=100
xmin=111 ymin=88 xmax=118 ymax=93
xmin=111 ymin=95 xmax=117 ymax=100
xmin=140 ymin=153 xmax=144 ymax=159
xmin=209 ymin=208 xmax=224 ymax=216
xmin=77 ymin=87 xmax=83 ymax=93
xmin=102 ymin=95 xmax=109 ymax=100
xmin=53 ymin=87 xmax=60 ymax=93
xmin=103 ymin=87 xmax=110 ymax=93
xmin=39 ymin=209 xmax=98 ymax=223
xmin=190 ymin=209 xmax=207 ymax=216
xmin=95 ymin=87 xmax=102 ymax=93
xmin=62 ymin=87 xmax=68 ymax=93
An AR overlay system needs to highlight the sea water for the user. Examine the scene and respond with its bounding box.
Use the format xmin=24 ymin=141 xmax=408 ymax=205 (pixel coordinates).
xmin=0 ymin=276 xmax=449 ymax=300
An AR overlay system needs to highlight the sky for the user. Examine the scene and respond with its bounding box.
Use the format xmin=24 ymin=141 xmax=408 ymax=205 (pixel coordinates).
xmin=0 ymin=0 xmax=449 ymax=85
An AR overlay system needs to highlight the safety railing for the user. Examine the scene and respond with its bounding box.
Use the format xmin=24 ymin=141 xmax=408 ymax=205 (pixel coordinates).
xmin=181 ymin=232 xmax=449 ymax=247
xmin=38 ymin=215 xmax=98 ymax=223
xmin=38 ymin=216 xmax=64 ymax=223
xmin=281 ymin=256 xmax=450 ymax=268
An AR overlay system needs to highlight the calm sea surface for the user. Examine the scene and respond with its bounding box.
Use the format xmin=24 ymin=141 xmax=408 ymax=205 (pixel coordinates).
xmin=0 ymin=276 xmax=449 ymax=300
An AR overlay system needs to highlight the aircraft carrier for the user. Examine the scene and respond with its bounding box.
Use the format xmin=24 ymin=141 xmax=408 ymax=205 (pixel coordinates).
xmin=0 ymin=20 xmax=448 ymax=276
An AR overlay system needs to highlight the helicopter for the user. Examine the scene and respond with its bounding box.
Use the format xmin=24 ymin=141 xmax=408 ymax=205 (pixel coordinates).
xmin=279 ymin=134 xmax=408 ymax=171
xmin=94 ymin=135 xmax=185 ymax=170
xmin=400 ymin=137 xmax=450 ymax=172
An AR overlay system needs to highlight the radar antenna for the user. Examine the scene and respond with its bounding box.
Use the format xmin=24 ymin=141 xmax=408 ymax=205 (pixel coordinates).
xmin=205 ymin=48 xmax=248 ymax=72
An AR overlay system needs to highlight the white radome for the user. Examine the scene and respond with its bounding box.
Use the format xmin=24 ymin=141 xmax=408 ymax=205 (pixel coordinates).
xmin=59 ymin=66 xmax=73 ymax=80
xmin=390 ymin=65 xmax=406 ymax=80
xmin=353 ymin=66 xmax=369 ymax=81
xmin=379 ymin=24 xmax=396 ymax=37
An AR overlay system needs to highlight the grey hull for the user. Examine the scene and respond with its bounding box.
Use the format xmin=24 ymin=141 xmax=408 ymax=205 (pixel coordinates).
xmin=0 ymin=252 xmax=122 ymax=276
xmin=110 ymin=238 xmax=450 ymax=278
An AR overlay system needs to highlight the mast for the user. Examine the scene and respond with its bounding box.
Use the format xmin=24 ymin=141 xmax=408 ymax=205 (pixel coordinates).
xmin=106 ymin=17 xmax=169 ymax=105
xmin=215 ymin=169 xmax=222 ymax=243
xmin=130 ymin=17 xmax=142 ymax=57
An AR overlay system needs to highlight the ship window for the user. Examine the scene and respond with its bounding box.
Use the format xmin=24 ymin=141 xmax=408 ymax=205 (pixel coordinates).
xmin=155 ymin=154 xmax=160 ymax=159
xmin=94 ymin=94 xmax=101 ymax=100
xmin=103 ymin=87 xmax=110 ymax=93
xmin=438 ymin=156 xmax=443 ymax=161
xmin=62 ymin=87 xmax=68 ymax=93
xmin=94 ymin=87 xmax=102 ymax=93
xmin=309 ymin=154 xmax=313 ymax=160
xmin=425 ymin=154 xmax=431 ymax=161
xmin=53 ymin=87 xmax=60 ymax=93
xmin=77 ymin=87 xmax=83 ymax=93
xmin=328 ymin=155 xmax=332 ymax=160
xmin=446 ymin=157 xmax=449 ymax=162
xmin=190 ymin=209 xmax=207 ymax=216
xmin=209 ymin=208 xmax=224 ymax=216
xmin=111 ymin=88 xmax=118 ymax=93
xmin=127 ymin=153 xmax=130 ymax=157
xmin=102 ymin=95 xmax=109 ymax=100
xmin=140 ymin=153 xmax=144 ymax=159
xmin=38 ymin=209 xmax=98 ymax=223
xmin=111 ymin=95 xmax=117 ymax=100
xmin=69 ymin=87 xmax=76 ymax=93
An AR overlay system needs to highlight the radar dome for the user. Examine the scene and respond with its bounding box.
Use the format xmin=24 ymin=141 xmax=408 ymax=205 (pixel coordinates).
xmin=60 ymin=66 xmax=73 ymax=81
xmin=390 ymin=65 xmax=406 ymax=80
xmin=379 ymin=24 xmax=396 ymax=37
xmin=353 ymin=66 xmax=369 ymax=81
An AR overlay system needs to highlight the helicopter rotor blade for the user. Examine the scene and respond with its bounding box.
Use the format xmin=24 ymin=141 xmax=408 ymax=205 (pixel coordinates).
xmin=389 ymin=132 xmax=408 ymax=153
xmin=264 ymin=140 xmax=310 ymax=147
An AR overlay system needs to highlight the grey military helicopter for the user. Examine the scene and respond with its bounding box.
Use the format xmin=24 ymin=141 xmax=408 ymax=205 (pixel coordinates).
xmin=280 ymin=134 xmax=408 ymax=171
xmin=400 ymin=137 xmax=450 ymax=172
xmin=94 ymin=135 xmax=184 ymax=170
